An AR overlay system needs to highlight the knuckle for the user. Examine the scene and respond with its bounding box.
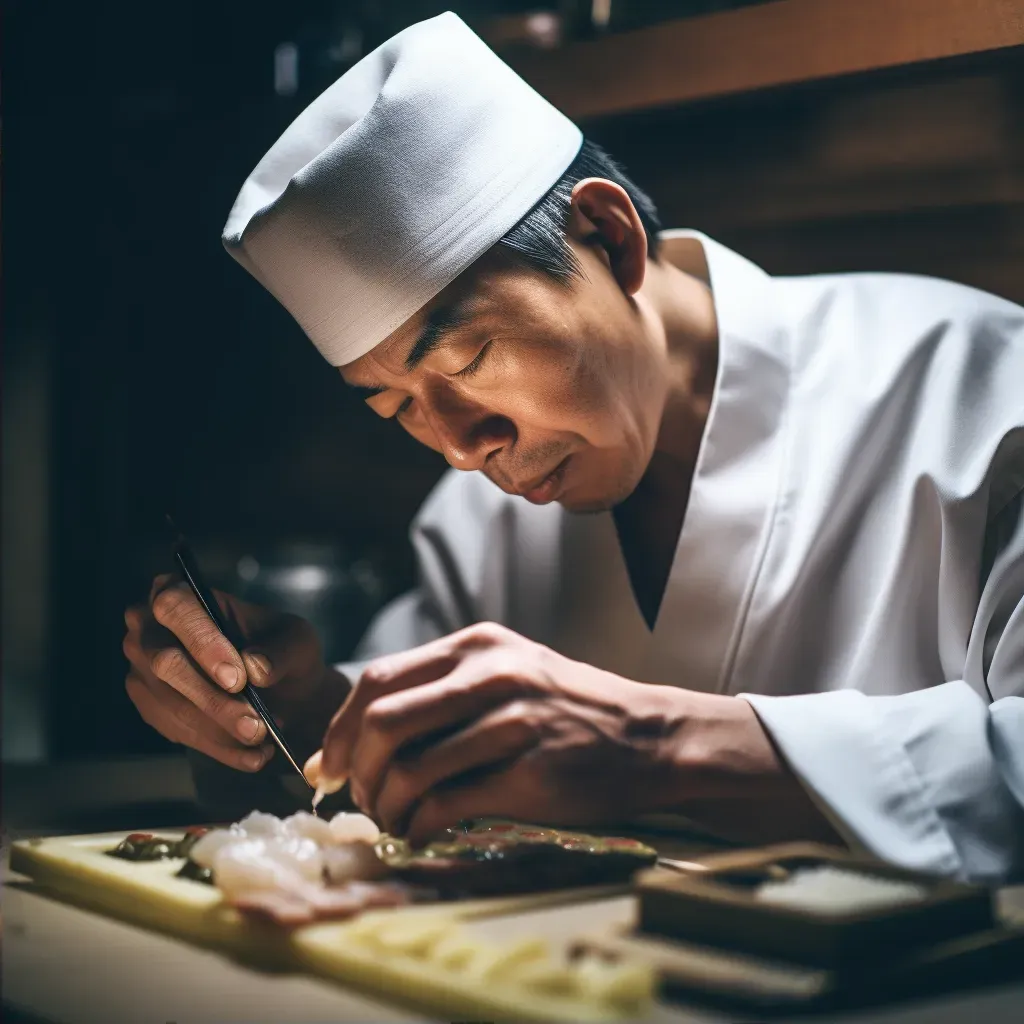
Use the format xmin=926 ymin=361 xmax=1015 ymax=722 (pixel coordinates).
xmin=150 ymin=646 xmax=186 ymax=682
xmin=463 ymin=621 xmax=507 ymax=646
xmin=362 ymin=699 xmax=398 ymax=736
xmin=502 ymin=701 xmax=539 ymax=739
xmin=202 ymin=688 xmax=234 ymax=723
xmin=198 ymin=686 xmax=226 ymax=719
xmin=172 ymin=699 xmax=201 ymax=736
xmin=359 ymin=661 xmax=391 ymax=688
xmin=502 ymin=698 xmax=532 ymax=722
xmin=480 ymin=653 xmax=524 ymax=687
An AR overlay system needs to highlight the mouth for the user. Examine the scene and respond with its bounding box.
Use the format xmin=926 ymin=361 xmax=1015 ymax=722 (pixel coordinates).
xmin=516 ymin=456 xmax=571 ymax=506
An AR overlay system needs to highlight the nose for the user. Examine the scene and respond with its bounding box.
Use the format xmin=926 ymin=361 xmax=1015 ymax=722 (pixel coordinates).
xmin=423 ymin=390 xmax=514 ymax=471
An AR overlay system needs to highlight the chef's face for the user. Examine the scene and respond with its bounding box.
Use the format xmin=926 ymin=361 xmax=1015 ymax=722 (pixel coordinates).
xmin=340 ymin=180 xmax=668 ymax=513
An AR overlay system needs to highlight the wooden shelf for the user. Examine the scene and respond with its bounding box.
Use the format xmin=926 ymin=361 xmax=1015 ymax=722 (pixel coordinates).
xmin=508 ymin=0 xmax=1024 ymax=119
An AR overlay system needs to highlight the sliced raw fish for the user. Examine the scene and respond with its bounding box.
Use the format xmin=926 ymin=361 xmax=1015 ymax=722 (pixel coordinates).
xmin=211 ymin=835 xmax=324 ymax=896
xmin=328 ymin=811 xmax=381 ymax=844
xmin=189 ymin=828 xmax=240 ymax=870
xmin=212 ymin=840 xmax=310 ymax=898
xmin=322 ymin=841 xmax=390 ymax=884
xmin=235 ymin=810 xmax=286 ymax=837
xmin=282 ymin=810 xmax=335 ymax=845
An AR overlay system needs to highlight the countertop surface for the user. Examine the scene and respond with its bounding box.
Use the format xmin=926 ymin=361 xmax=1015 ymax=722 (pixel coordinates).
xmin=5 ymin=756 xmax=1024 ymax=1024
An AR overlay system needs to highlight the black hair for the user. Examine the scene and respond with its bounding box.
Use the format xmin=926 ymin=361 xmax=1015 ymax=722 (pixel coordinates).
xmin=496 ymin=138 xmax=661 ymax=283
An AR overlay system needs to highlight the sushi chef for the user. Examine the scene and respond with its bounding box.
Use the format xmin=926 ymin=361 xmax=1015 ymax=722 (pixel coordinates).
xmin=122 ymin=13 xmax=1024 ymax=883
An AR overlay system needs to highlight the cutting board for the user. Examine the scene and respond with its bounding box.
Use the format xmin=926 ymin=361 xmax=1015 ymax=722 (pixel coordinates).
xmin=9 ymin=829 xmax=658 ymax=1023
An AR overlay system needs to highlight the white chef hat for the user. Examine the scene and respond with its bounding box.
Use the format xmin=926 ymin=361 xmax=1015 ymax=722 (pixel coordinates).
xmin=222 ymin=12 xmax=583 ymax=367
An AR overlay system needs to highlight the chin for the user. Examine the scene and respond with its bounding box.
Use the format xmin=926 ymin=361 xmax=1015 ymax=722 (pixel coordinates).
xmin=560 ymin=496 xmax=615 ymax=515
xmin=558 ymin=445 xmax=648 ymax=514
xmin=559 ymin=477 xmax=637 ymax=515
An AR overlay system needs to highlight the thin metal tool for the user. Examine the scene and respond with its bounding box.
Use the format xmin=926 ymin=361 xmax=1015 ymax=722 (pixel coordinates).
xmin=165 ymin=514 xmax=314 ymax=793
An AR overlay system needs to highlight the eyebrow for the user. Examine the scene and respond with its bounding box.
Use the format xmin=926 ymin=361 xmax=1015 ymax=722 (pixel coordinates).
xmin=347 ymin=299 xmax=475 ymax=402
xmin=404 ymin=300 xmax=474 ymax=371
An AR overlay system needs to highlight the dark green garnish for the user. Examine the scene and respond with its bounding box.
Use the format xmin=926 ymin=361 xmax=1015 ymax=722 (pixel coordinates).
xmin=176 ymin=859 xmax=214 ymax=885
xmin=107 ymin=832 xmax=178 ymax=861
xmin=174 ymin=826 xmax=209 ymax=859
xmin=107 ymin=827 xmax=211 ymax=863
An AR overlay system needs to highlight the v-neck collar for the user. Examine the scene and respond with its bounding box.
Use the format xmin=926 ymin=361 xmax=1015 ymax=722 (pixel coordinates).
xmin=642 ymin=230 xmax=792 ymax=693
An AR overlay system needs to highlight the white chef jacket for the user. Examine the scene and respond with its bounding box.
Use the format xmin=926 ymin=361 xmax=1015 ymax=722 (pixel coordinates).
xmin=336 ymin=231 xmax=1024 ymax=885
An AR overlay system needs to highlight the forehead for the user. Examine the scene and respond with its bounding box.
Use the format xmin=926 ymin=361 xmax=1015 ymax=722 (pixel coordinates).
xmin=339 ymin=249 xmax=526 ymax=383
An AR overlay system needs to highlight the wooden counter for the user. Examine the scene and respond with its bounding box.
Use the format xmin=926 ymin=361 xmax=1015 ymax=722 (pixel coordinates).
xmin=507 ymin=1 xmax=1024 ymax=308
xmin=509 ymin=0 xmax=1024 ymax=119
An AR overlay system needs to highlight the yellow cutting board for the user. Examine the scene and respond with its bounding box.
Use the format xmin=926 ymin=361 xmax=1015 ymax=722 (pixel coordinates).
xmin=10 ymin=829 xmax=653 ymax=1023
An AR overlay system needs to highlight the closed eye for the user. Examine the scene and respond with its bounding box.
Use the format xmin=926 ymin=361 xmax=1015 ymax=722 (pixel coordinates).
xmin=388 ymin=340 xmax=492 ymax=421
xmin=391 ymin=396 xmax=414 ymax=420
xmin=453 ymin=340 xmax=492 ymax=378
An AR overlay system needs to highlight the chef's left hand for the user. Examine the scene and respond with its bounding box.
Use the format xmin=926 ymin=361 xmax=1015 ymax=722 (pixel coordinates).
xmin=310 ymin=622 xmax=702 ymax=843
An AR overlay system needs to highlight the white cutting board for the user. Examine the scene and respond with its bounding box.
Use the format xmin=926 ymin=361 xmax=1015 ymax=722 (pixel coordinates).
xmin=10 ymin=828 xmax=658 ymax=1023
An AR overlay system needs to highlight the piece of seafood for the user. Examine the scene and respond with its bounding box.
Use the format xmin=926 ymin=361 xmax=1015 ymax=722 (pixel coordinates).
xmin=186 ymin=810 xmax=408 ymax=925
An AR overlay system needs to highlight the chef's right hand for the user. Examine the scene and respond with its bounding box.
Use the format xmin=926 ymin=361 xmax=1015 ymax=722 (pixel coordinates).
xmin=123 ymin=574 xmax=345 ymax=771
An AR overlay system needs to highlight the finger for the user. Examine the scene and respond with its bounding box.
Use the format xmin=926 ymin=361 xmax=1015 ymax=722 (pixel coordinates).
xmin=124 ymin=605 xmax=171 ymax=671
xmin=124 ymin=605 xmax=145 ymax=633
xmin=241 ymin=613 xmax=321 ymax=694
xmin=146 ymin=641 xmax=267 ymax=746
xmin=150 ymin=580 xmax=247 ymax=693
xmin=318 ymin=651 xmax=457 ymax=784
xmin=353 ymin=622 xmax=510 ymax=689
xmin=318 ymin=624 xmax=516 ymax=786
xmin=126 ymin=672 xmax=274 ymax=771
xmin=303 ymin=749 xmax=323 ymax=786
xmin=148 ymin=573 xmax=175 ymax=605
xmin=403 ymin=765 xmax=526 ymax=847
xmin=373 ymin=702 xmax=538 ymax=834
xmin=348 ymin=662 xmax=526 ymax=812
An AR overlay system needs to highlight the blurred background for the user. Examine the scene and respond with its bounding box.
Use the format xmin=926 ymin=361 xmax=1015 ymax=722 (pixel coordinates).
xmin=3 ymin=0 xmax=1023 ymax=806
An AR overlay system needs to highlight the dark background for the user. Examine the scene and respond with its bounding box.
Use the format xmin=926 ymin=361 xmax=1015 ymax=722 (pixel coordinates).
xmin=4 ymin=0 xmax=1022 ymax=766
xmin=3 ymin=0 xmax=752 ymax=763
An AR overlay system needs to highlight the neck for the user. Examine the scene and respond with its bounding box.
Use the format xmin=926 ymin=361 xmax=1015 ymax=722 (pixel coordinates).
xmin=637 ymin=258 xmax=719 ymax=495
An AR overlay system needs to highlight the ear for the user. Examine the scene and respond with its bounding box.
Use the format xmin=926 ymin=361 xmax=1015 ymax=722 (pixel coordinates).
xmin=566 ymin=178 xmax=649 ymax=296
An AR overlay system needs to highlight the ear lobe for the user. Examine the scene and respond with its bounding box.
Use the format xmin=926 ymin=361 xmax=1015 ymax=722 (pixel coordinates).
xmin=569 ymin=178 xmax=648 ymax=296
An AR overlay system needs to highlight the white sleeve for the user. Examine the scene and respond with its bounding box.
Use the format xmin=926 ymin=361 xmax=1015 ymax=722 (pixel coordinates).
xmin=741 ymin=489 xmax=1024 ymax=885
xmin=742 ymin=684 xmax=1024 ymax=883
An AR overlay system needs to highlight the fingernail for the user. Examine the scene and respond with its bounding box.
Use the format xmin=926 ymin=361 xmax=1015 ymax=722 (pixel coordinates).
xmin=311 ymin=772 xmax=347 ymax=806
xmin=243 ymin=749 xmax=265 ymax=770
xmin=312 ymin=782 xmax=328 ymax=810
xmin=215 ymin=663 xmax=241 ymax=691
xmin=238 ymin=716 xmax=261 ymax=741
xmin=248 ymin=653 xmax=272 ymax=682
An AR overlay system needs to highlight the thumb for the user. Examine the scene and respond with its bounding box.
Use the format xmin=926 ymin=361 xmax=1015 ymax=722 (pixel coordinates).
xmin=242 ymin=614 xmax=322 ymax=690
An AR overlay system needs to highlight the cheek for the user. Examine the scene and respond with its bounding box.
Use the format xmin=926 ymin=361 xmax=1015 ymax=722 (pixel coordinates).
xmin=500 ymin=303 xmax=625 ymax=427
xmin=400 ymin=409 xmax=442 ymax=453
xmin=529 ymin=323 xmax=654 ymax=447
